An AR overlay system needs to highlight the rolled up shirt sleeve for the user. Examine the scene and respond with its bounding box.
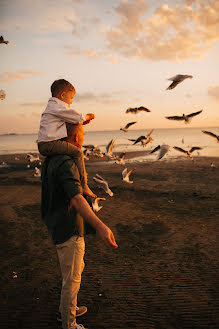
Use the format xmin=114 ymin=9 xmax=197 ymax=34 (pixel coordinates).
xmin=57 ymin=159 xmax=83 ymax=200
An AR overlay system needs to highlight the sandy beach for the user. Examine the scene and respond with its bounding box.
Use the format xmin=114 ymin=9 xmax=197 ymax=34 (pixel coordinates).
xmin=1 ymin=152 xmax=219 ymax=329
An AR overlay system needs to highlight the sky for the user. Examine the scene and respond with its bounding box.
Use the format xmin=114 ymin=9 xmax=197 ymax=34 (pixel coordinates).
xmin=0 ymin=0 xmax=219 ymax=133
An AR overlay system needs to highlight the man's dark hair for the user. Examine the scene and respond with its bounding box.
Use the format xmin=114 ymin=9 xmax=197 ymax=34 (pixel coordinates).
xmin=50 ymin=79 xmax=75 ymax=97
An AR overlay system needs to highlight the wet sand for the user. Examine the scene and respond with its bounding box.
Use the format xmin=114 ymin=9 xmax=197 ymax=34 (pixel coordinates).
xmin=1 ymin=153 xmax=219 ymax=329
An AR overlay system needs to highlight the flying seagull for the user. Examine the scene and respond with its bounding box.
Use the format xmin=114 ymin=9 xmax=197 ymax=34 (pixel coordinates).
xmin=150 ymin=144 xmax=170 ymax=160
xmin=122 ymin=168 xmax=136 ymax=184
xmin=165 ymin=110 xmax=202 ymax=124
xmin=166 ymin=74 xmax=193 ymax=90
xmin=93 ymin=174 xmax=113 ymax=197
xmin=141 ymin=136 xmax=153 ymax=147
xmin=126 ymin=106 xmax=151 ymax=114
xmin=120 ymin=121 xmax=137 ymax=132
xmin=202 ymin=130 xmax=219 ymax=143
xmin=0 ymin=36 xmax=9 ymax=45
xmin=173 ymin=146 xmax=202 ymax=157
xmin=92 ymin=197 xmax=106 ymax=212
xmin=0 ymin=89 xmax=6 ymax=100
xmin=33 ymin=167 xmax=41 ymax=177
xmin=129 ymin=129 xmax=154 ymax=145
xmin=115 ymin=152 xmax=126 ymax=165
xmin=106 ymin=138 xmax=116 ymax=158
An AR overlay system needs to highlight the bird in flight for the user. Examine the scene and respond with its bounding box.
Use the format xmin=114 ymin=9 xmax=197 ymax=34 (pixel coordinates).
xmin=93 ymin=174 xmax=113 ymax=197
xmin=0 ymin=36 xmax=9 ymax=45
xmin=120 ymin=121 xmax=137 ymax=132
xmin=165 ymin=110 xmax=202 ymax=124
xmin=122 ymin=168 xmax=136 ymax=184
xmin=150 ymin=144 xmax=170 ymax=160
xmin=202 ymin=130 xmax=219 ymax=143
xmin=115 ymin=152 xmax=126 ymax=165
xmin=166 ymin=74 xmax=193 ymax=90
xmin=129 ymin=129 xmax=154 ymax=145
xmin=126 ymin=106 xmax=151 ymax=114
xmin=173 ymin=146 xmax=202 ymax=158
xmin=92 ymin=198 xmax=106 ymax=212
xmin=106 ymin=138 xmax=116 ymax=158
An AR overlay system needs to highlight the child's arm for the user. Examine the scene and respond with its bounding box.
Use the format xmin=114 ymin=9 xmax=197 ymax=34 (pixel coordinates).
xmin=53 ymin=107 xmax=85 ymax=124
xmin=83 ymin=113 xmax=95 ymax=125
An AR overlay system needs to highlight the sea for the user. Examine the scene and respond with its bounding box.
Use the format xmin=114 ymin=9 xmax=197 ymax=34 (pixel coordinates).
xmin=0 ymin=127 xmax=218 ymax=160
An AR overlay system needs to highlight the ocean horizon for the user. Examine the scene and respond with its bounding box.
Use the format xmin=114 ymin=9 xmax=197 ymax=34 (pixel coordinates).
xmin=0 ymin=126 xmax=218 ymax=158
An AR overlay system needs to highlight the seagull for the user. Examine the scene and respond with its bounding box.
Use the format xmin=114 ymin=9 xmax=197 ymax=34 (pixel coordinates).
xmin=15 ymin=156 xmax=20 ymax=161
xmin=129 ymin=129 xmax=154 ymax=145
xmin=165 ymin=110 xmax=202 ymax=124
xmin=140 ymin=136 xmax=153 ymax=147
xmin=83 ymin=144 xmax=99 ymax=152
xmin=92 ymin=197 xmax=106 ymax=212
xmin=122 ymin=168 xmax=136 ymax=184
xmin=0 ymin=36 xmax=9 ymax=45
xmin=166 ymin=74 xmax=193 ymax=90
xmin=0 ymin=89 xmax=6 ymax=100
xmin=115 ymin=152 xmax=126 ymax=165
xmin=93 ymin=174 xmax=113 ymax=197
xmin=33 ymin=167 xmax=41 ymax=177
xmin=106 ymin=138 xmax=116 ymax=158
xmin=126 ymin=106 xmax=151 ymax=114
xmin=120 ymin=121 xmax=137 ymax=132
xmin=173 ymin=146 xmax=202 ymax=158
xmin=150 ymin=144 xmax=170 ymax=160
xmin=202 ymin=130 xmax=219 ymax=143
xmin=26 ymin=153 xmax=40 ymax=162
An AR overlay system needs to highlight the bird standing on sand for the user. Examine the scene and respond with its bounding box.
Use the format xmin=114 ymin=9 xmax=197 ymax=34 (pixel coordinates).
xmin=173 ymin=146 xmax=202 ymax=158
xmin=26 ymin=153 xmax=40 ymax=163
xmin=0 ymin=36 xmax=9 ymax=45
xmin=93 ymin=174 xmax=113 ymax=197
xmin=34 ymin=167 xmax=41 ymax=177
xmin=166 ymin=74 xmax=193 ymax=90
xmin=122 ymin=168 xmax=136 ymax=184
xmin=150 ymin=144 xmax=170 ymax=160
xmin=126 ymin=106 xmax=151 ymax=114
xmin=0 ymin=89 xmax=6 ymax=100
xmin=92 ymin=198 xmax=106 ymax=212
xmin=165 ymin=110 xmax=202 ymax=124
xmin=120 ymin=121 xmax=137 ymax=132
xmin=202 ymin=130 xmax=219 ymax=143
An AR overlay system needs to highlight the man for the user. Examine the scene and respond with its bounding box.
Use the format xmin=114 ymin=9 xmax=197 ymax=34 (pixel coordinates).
xmin=41 ymin=123 xmax=118 ymax=329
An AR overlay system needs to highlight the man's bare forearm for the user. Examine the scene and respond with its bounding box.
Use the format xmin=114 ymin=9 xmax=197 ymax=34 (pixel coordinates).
xmin=69 ymin=193 xmax=118 ymax=249
xmin=69 ymin=194 xmax=106 ymax=231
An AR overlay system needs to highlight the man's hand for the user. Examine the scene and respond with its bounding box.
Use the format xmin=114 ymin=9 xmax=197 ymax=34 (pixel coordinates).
xmin=96 ymin=224 xmax=118 ymax=249
xmin=69 ymin=194 xmax=118 ymax=249
xmin=83 ymin=113 xmax=95 ymax=125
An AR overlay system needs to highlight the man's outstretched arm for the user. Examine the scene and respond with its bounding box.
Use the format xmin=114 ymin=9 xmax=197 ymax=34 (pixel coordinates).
xmin=69 ymin=194 xmax=118 ymax=249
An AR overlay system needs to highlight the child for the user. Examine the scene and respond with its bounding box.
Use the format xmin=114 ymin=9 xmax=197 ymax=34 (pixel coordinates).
xmin=38 ymin=79 xmax=96 ymax=198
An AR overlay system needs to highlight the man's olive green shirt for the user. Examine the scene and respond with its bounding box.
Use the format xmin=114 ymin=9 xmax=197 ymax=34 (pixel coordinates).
xmin=41 ymin=155 xmax=84 ymax=245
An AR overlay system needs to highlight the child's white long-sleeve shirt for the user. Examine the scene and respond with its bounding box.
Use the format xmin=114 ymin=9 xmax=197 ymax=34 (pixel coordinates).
xmin=38 ymin=97 xmax=85 ymax=143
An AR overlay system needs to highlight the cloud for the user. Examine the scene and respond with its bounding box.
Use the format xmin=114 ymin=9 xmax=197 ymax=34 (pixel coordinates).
xmin=208 ymin=85 xmax=219 ymax=100
xmin=64 ymin=45 xmax=101 ymax=60
xmin=0 ymin=70 xmax=43 ymax=83
xmin=105 ymin=0 xmax=219 ymax=62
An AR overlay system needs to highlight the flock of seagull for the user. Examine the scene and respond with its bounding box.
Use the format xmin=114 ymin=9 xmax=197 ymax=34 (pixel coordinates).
xmin=1 ymin=36 xmax=218 ymax=212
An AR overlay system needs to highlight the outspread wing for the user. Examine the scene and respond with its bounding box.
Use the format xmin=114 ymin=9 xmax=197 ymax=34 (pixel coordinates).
xmin=173 ymin=146 xmax=187 ymax=154
xmin=189 ymin=147 xmax=202 ymax=153
xmin=146 ymin=129 xmax=154 ymax=137
xmin=166 ymin=80 xmax=181 ymax=90
xmin=138 ymin=106 xmax=151 ymax=112
xmin=202 ymin=130 xmax=218 ymax=139
xmin=124 ymin=121 xmax=137 ymax=129
xmin=187 ymin=110 xmax=203 ymax=118
xmin=150 ymin=145 xmax=160 ymax=154
xmin=95 ymin=173 xmax=105 ymax=181
xmin=133 ymin=136 xmax=145 ymax=145
xmin=165 ymin=115 xmax=184 ymax=121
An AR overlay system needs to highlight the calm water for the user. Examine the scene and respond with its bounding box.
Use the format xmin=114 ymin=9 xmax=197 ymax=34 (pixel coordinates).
xmin=0 ymin=127 xmax=218 ymax=158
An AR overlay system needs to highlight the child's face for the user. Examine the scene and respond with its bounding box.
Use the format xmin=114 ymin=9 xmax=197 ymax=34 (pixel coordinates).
xmin=60 ymin=89 xmax=75 ymax=105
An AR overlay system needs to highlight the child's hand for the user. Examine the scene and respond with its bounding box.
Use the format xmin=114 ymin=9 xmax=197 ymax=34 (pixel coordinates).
xmin=86 ymin=113 xmax=95 ymax=121
xmin=83 ymin=113 xmax=95 ymax=125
